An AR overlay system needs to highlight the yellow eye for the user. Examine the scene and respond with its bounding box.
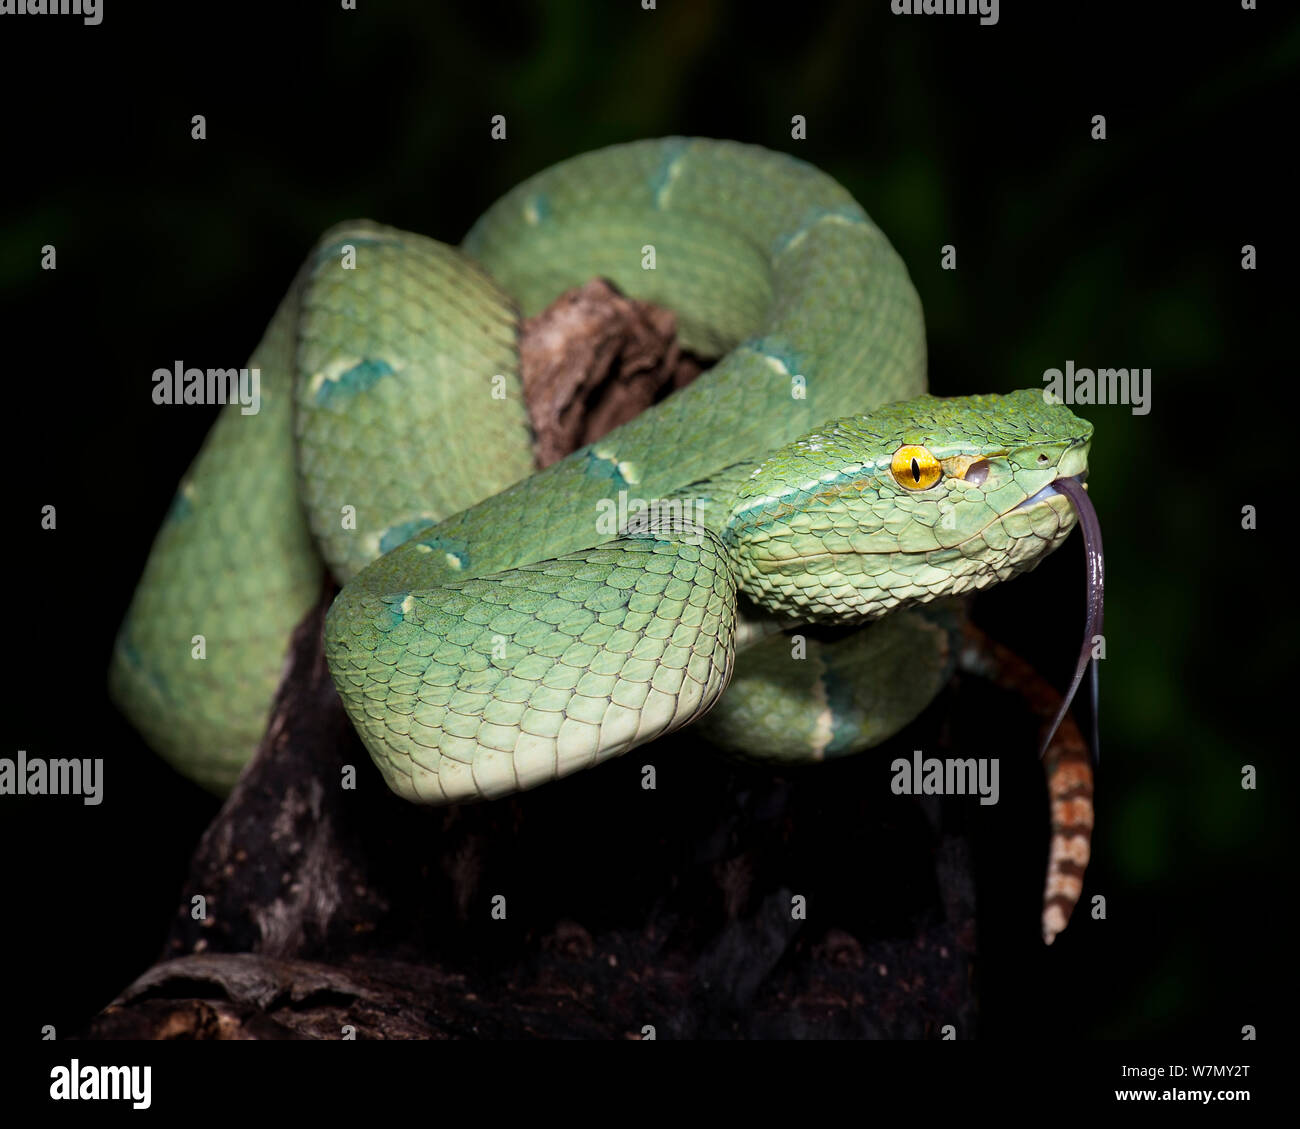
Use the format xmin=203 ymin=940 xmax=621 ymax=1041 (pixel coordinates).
xmin=890 ymin=445 xmax=942 ymax=490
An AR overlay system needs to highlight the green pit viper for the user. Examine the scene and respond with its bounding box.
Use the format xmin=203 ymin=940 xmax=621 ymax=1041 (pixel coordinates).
xmin=111 ymin=138 xmax=1101 ymax=944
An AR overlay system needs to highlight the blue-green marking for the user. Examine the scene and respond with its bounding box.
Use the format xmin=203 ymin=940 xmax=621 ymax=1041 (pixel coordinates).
xmin=771 ymin=204 xmax=871 ymax=258
xmin=416 ymin=534 xmax=470 ymax=570
xmin=823 ymin=668 xmax=863 ymax=757
xmin=379 ymin=590 xmax=411 ymax=628
xmin=745 ymin=336 xmax=805 ymax=380
xmin=523 ymin=193 xmax=551 ymax=225
xmin=379 ymin=517 xmax=437 ymax=556
xmin=166 ymin=490 xmax=194 ymax=523
xmin=315 ymin=358 xmax=395 ymax=406
xmin=648 ymin=138 xmax=691 ymax=208
xmin=580 ymin=446 xmax=630 ymax=487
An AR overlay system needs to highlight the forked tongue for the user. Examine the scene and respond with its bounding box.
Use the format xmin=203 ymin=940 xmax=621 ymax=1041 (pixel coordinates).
xmin=1039 ymin=476 xmax=1104 ymax=763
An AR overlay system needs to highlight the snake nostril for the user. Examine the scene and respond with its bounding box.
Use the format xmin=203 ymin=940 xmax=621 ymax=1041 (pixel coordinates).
xmin=1037 ymin=454 xmax=1049 ymax=465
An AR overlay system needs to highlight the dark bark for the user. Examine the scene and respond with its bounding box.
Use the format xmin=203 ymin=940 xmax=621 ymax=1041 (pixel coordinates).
xmin=519 ymin=277 xmax=705 ymax=468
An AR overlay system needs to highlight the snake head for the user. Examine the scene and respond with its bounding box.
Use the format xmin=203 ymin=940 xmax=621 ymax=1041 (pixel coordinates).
xmin=724 ymin=388 xmax=1094 ymax=623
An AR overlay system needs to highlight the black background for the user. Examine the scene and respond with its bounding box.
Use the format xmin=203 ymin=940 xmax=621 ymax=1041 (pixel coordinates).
xmin=0 ymin=0 xmax=1291 ymax=1041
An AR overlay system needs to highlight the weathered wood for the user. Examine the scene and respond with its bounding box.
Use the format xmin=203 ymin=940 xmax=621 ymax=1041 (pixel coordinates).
xmin=519 ymin=277 xmax=704 ymax=468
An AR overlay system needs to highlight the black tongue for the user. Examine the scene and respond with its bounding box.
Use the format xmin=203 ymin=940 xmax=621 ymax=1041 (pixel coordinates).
xmin=1039 ymin=476 xmax=1104 ymax=763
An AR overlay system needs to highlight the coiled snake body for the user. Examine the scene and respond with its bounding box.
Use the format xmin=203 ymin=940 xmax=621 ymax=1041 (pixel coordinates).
xmin=112 ymin=139 xmax=1097 ymax=942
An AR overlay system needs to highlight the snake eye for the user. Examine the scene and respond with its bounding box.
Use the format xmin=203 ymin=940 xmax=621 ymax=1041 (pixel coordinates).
xmin=890 ymin=445 xmax=941 ymax=491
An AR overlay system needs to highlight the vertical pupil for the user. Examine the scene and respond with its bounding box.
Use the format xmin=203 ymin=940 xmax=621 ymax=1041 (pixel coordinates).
xmin=911 ymin=458 xmax=920 ymax=482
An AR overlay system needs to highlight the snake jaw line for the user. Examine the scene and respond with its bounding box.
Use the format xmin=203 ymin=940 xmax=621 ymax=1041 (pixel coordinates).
xmin=1014 ymin=472 xmax=1087 ymax=512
